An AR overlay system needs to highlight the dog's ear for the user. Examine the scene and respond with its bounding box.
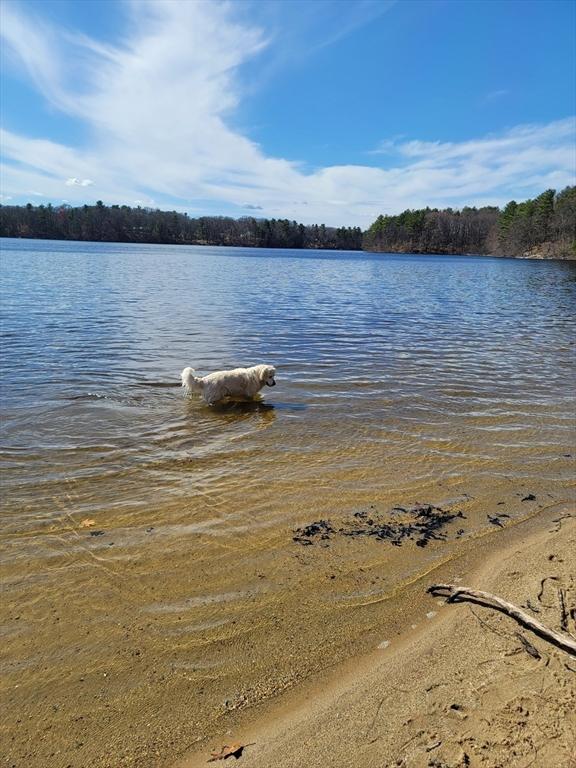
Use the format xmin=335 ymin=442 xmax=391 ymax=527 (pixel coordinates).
xmin=258 ymin=365 xmax=275 ymax=382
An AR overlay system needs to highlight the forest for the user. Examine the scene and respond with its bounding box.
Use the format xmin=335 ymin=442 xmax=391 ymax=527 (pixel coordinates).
xmin=364 ymin=187 xmax=575 ymax=259
xmin=0 ymin=186 xmax=574 ymax=258
xmin=0 ymin=201 xmax=363 ymax=251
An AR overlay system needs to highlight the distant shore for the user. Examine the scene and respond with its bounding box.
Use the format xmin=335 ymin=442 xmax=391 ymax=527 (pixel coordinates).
xmin=177 ymin=505 xmax=576 ymax=768
xmin=2 ymin=185 xmax=574 ymax=258
xmin=1 ymin=234 xmax=574 ymax=260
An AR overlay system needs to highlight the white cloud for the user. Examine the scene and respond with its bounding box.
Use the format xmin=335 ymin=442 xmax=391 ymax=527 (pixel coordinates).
xmin=0 ymin=1 xmax=574 ymax=227
xmin=65 ymin=177 xmax=94 ymax=186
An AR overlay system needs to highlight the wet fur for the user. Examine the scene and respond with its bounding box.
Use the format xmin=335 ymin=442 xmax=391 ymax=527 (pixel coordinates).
xmin=181 ymin=364 xmax=276 ymax=406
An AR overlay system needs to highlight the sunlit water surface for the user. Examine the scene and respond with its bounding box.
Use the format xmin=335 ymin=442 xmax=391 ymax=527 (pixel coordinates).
xmin=1 ymin=239 xmax=575 ymax=764
xmin=2 ymin=240 xmax=574 ymax=525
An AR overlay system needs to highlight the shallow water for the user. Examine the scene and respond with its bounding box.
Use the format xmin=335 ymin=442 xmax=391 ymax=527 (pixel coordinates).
xmin=1 ymin=239 xmax=575 ymax=765
xmin=2 ymin=240 xmax=574 ymax=530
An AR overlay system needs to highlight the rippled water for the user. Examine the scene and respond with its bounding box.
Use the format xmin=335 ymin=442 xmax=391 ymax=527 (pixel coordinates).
xmin=2 ymin=239 xmax=574 ymax=530
xmin=1 ymin=238 xmax=575 ymax=765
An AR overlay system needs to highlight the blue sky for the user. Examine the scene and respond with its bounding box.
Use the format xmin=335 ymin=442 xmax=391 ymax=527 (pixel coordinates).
xmin=1 ymin=0 xmax=575 ymax=227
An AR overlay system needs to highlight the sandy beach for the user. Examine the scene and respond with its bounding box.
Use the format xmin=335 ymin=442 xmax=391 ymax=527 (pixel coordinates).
xmin=177 ymin=506 xmax=575 ymax=768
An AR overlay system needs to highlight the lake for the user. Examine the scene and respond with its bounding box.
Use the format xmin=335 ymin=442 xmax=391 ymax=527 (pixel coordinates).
xmin=1 ymin=238 xmax=575 ymax=766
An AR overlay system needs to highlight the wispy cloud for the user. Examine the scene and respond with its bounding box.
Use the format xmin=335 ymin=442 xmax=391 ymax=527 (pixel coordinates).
xmin=1 ymin=1 xmax=574 ymax=227
xmin=244 ymin=0 xmax=396 ymax=88
xmin=284 ymin=0 xmax=397 ymax=56
xmin=482 ymin=89 xmax=510 ymax=104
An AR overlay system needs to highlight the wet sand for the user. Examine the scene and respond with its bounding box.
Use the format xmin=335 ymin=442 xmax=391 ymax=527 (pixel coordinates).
xmin=1 ymin=489 xmax=575 ymax=768
xmin=177 ymin=506 xmax=576 ymax=768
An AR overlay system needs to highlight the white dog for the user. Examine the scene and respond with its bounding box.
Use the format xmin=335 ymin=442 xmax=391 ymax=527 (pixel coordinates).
xmin=181 ymin=364 xmax=276 ymax=405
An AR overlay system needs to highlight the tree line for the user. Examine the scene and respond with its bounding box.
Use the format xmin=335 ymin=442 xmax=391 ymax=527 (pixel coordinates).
xmin=0 ymin=187 xmax=574 ymax=257
xmin=497 ymin=187 xmax=575 ymax=258
xmin=364 ymin=205 xmax=499 ymax=255
xmin=0 ymin=201 xmax=363 ymax=251
xmin=364 ymin=187 xmax=575 ymax=258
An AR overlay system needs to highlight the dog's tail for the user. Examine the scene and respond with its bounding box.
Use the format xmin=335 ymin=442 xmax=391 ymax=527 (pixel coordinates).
xmin=181 ymin=367 xmax=203 ymax=393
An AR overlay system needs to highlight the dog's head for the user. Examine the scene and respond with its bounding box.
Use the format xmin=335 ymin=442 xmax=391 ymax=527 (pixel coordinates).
xmin=256 ymin=364 xmax=276 ymax=387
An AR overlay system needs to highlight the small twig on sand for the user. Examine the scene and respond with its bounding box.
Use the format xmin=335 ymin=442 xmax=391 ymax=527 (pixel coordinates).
xmin=469 ymin=607 xmax=509 ymax=640
xmin=522 ymin=598 xmax=541 ymax=614
xmin=515 ymin=632 xmax=541 ymax=660
xmin=558 ymin=588 xmax=569 ymax=633
xmin=537 ymin=576 xmax=560 ymax=605
xmin=426 ymin=740 xmax=442 ymax=752
xmin=428 ymin=584 xmax=576 ymax=657
xmin=366 ymin=695 xmax=386 ymax=740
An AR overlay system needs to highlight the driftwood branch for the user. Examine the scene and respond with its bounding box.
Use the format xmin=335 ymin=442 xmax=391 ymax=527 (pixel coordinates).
xmin=428 ymin=584 xmax=576 ymax=657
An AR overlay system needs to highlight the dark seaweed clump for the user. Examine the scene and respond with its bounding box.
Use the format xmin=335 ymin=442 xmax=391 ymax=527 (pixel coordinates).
xmin=293 ymin=504 xmax=466 ymax=548
xmin=293 ymin=520 xmax=334 ymax=545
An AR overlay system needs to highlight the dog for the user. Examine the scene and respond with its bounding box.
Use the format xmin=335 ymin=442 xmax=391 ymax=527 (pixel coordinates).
xmin=181 ymin=364 xmax=276 ymax=405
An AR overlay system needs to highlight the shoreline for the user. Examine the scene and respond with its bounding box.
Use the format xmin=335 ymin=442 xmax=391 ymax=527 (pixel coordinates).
xmin=176 ymin=503 xmax=575 ymax=768
xmin=2 ymin=236 xmax=574 ymax=260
